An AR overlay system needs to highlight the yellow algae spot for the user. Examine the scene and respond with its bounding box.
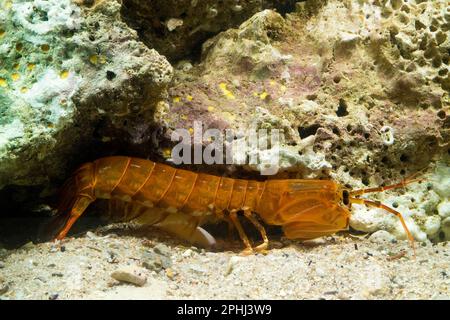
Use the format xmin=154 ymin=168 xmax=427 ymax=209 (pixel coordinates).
xmin=222 ymin=111 xmax=236 ymax=122
xmin=0 ymin=29 xmax=5 ymax=37
xmin=11 ymin=73 xmax=20 ymax=81
xmin=207 ymin=106 xmax=215 ymax=112
xmin=90 ymin=54 xmax=106 ymax=65
xmin=219 ymin=82 xmax=235 ymax=100
xmin=186 ymin=95 xmax=193 ymax=101
xmin=13 ymin=63 xmax=19 ymax=70
xmin=269 ymin=80 xmax=276 ymax=86
xmin=27 ymin=63 xmax=36 ymax=71
xmin=180 ymin=115 xmax=187 ymax=120
xmin=253 ymin=92 xmax=258 ymax=97
xmin=41 ymin=44 xmax=50 ymax=52
xmin=173 ymin=96 xmax=181 ymax=103
xmin=188 ymin=127 xmax=194 ymax=135
xmin=260 ymin=91 xmax=269 ymax=100
xmin=15 ymin=43 xmax=23 ymax=52
xmin=4 ymin=1 xmax=12 ymax=9
xmin=280 ymin=85 xmax=287 ymax=93
xmin=162 ymin=148 xmax=172 ymax=158
xmin=60 ymin=70 xmax=69 ymax=79
xmin=89 ymin=54 xmax=98 ymax=64
xmin=98 ymin=55 xmax=106 ymax=64
xmin=0 ymin=78 xmax=7 ymax=87
xmin=20 ymin=87 xmax=28 ymax=93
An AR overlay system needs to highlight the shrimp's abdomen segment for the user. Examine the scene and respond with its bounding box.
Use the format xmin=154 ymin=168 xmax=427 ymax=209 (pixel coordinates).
xmin=131 ymin=162 xmax=176 ymax=206
xmin=93 ymin=156 xmax=130 ymax=198
xmin=157 ymin=168 xmax=198 ymax=210
xmin=214 ymin=177 xmax=234 ymax=211
xmin=243 ymin=180 xmax=265 ymax=210
xmin=181 ymin=173 xmax=221 ymax=215
xmin=109 ymin=157 xmax=156 ymax=201
xmin=228 ymin=179 xmax=248 ymax=211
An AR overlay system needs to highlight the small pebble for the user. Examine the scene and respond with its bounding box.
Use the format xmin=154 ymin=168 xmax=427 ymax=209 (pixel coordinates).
xmin=165 ymin=268 xmax=176 ymax=280
xmin=153 ymin=244 xmax=171 ymax=257
xmin=225 ymin=256 xmax=244 ymax=276
xmin=51 ymin=273 xmax=64 ymax=277
xmin=106 ymin=250 xmax=119 ymax=264
xmin=0 ymin=278 xmax=8 ymax=295
xmin=315 ymin=267 xmax=326 ymax=277
xmin=189 ymin=264 xmax=207 ymax=275
xmin=111 ymin=266 xmax=147 ymax=286
xmin=21 ymin=242 xmax=35 ymax=251
xmin=48 ymin=293 xmax=59 ymax=300
xmin=369 ymin=230 xmax=396 ymax=244
xmin=86 ymin=231 xmax=97 ymax=239
xmin=142 ymin=250 xmax=172 ymax=272
xmin=182 ymin=249 xmax=194 ymax=258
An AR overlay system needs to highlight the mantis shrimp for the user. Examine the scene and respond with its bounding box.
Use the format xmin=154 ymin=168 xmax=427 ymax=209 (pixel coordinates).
xmin=49 ymin=156 xmax=420 ymax=254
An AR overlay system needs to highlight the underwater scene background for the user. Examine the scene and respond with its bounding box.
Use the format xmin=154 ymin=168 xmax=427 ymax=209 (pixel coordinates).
xmin=0 ymin=0 xmax=448 ymax=299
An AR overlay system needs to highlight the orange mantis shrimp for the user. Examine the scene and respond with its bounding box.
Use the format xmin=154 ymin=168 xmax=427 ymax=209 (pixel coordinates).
xmin=49 ymin=156 xmax=420 ymax=254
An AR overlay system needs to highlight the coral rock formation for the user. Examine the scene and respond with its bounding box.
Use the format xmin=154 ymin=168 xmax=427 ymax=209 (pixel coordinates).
xmin=0 ymin=0 xmax=172 ymax=188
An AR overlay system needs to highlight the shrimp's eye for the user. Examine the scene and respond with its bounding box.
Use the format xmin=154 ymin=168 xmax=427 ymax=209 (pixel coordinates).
xmin=342 ymin=190 xmax=350 ymax=206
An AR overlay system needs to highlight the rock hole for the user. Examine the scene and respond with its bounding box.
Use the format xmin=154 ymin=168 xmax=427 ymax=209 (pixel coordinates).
xmin=400 ymin=154 xmax=409 ymax=162
xmin=106 ymin=70 xmax=117 ymax=81
xmin=298 ymin=124 xmax=320 ymax=139
xmin=437 ymin=110 xmax=446 ymax=119
xmin=336 ymin=99 xmax=349 ymax=117
xmin=439 ymin=68 xmax=448 ymax=76
xmin=362 ymin=176 xmax=370 ymax=186
xmin=346 ymin=124 xmax=352 ymax=132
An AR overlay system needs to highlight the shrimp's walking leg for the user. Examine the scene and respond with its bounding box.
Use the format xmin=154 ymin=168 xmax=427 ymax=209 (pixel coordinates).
xmin=229 ymin=210 xmax=253 ymax=255
xmin=243 ymin=209 xmax=269 ymax=253
xmin=55 ymin=195 xmax=94 ymax=240
xmin=350 ymin=197 xmax=416 ymax=256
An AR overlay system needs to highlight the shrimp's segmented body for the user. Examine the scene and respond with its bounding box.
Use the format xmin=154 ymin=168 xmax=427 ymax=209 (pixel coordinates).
xmin=52 ymin=156 xmax=420 ymax=254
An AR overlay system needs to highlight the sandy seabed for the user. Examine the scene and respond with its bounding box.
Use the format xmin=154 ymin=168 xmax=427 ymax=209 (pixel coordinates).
xmin=0 ymin=225 xmax=448 ymax=300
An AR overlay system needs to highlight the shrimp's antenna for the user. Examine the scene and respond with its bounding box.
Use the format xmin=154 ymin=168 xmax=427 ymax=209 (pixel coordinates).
xmin=350 ymin=170 xmax=426 ymax=197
